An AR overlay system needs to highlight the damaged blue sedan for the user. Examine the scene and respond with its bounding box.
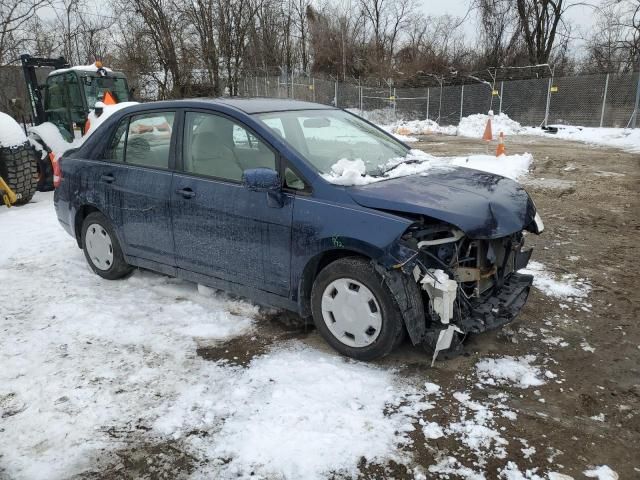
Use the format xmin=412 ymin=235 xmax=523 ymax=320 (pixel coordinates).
xmin=54 ymin=98 xmax=543 ymax=362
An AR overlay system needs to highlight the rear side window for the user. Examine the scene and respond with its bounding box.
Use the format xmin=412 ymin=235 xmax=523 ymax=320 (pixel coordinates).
xmin=125 ymin=112 xmax=175 ymax=169
xmin=105 ymin=119 xmax=128 ymax=161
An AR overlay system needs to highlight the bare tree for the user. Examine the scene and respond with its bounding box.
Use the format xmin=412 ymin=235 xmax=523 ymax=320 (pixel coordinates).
xmin=515 ymin=0 xmax=566 ymax=65
xmin=585 ymin=0 xmax=639 ymax=73
xmin=474 ymin=0 xmax=523 ymax=67
xmin=0 ymin=0 xmax=48 ymax=65
xmin=186 ymin=0 xmax=221 ymax=94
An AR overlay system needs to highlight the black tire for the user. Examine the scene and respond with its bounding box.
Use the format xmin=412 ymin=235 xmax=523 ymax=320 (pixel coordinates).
xmin=311 ymin=257 xmax=405 ymax=361
xmin=81 ymin=212 xmax=133 ymax=280
xmin=0 ymin=142 xmax=38 ymax=205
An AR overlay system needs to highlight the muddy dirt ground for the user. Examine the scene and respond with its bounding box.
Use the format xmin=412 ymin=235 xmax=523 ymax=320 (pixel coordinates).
xmin=71 ymin=135 xmax=638 ymax=479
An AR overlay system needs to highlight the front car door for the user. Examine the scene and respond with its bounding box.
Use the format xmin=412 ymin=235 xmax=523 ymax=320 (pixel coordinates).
xmin=171 ymin=110 xmax=293 ymax=297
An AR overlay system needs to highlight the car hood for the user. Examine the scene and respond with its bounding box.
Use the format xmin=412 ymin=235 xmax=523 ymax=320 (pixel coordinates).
xmin=348 ymin=167 xmax=536 ymax=239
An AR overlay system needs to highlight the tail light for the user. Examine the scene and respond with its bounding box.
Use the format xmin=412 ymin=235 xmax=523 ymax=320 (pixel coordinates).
xmin=50 ymin=152 xmax=62 ymax=188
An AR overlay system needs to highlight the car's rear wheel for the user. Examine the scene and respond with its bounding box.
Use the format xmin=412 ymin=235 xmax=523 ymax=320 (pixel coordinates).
xmin=81 ymin=212 xmax=132 ymax=280
xmin=311 ymin=257 xmax=405 ymax=361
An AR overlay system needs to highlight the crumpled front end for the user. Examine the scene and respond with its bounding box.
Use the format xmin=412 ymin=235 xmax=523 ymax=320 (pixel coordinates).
xmin=382 ymin=220 xmax=538 ymax=364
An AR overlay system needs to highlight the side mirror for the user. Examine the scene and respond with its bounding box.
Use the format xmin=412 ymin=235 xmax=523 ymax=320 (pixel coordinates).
xmin=242 ymin=168 xmax=281 ymax=192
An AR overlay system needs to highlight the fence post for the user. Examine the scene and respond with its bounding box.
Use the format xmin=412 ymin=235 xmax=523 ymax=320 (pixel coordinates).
xmin=291 ymin=72 xmax=294 ymax=99
xmin=438 ymin=84 xmax=443 ymax=124
xmin=459 ymin=85 xmax=464 ymax=123
xmin=543 ymin=77 xmax=552 ymax=126
xmin=499 ymin=81 xmax=504 ymax=115
xmin=426 ymin=88 xmax=430 ymax=120
xmin=600 ymin=73 xmax=609 ymax=128
xmin=312 ymin=78 xmax=316 ymax=102
xmin=255 ymin=77 xmax=258 ymax=97
xmin=633 ymin=68 xmax=640 ymax=128
xmin=359 ymin=82 xmax=363 ymax=113
xmin=393 ymin=87 xmax=397 ymax=119
xmin=335 ymin=81 xmax=338 ymax=107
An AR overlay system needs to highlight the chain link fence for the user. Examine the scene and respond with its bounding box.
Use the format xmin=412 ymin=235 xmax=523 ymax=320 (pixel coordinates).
xmin=237 ymin=71 xmax=640 ymax=129
xmin=1 ymin=63 xmax=637 ymax=129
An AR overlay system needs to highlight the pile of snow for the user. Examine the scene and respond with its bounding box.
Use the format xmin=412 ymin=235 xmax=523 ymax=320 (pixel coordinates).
xmin=392 ymin=119 xmax=457 ymax=137
xmin=520 ymin=261 xmax=591 ymax=302
xmin=475 ymin=356 xmax=547 ymax=388
xmin=321 ymin=149 xmax=532 ymax=186
xmin=458 ymin=112 xmax=524 ymax=138
xmin=29 ymin=102 xmax=138 ymax=159
xmin=523 ymin=125 xmax=640 ymax=153
xmin=0 ymin=112 xmax=28 ymax=148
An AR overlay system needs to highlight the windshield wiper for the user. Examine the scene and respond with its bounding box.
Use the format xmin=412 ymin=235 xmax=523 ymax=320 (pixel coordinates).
xmin=378 ymin=158 xmax=423 ymax=176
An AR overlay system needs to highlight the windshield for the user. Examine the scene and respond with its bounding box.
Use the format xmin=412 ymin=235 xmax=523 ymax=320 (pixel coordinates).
xmin=81 ymin=75 xmax=130 ymax=108
xmin=255 ymin=109 xmax=409 ymax=176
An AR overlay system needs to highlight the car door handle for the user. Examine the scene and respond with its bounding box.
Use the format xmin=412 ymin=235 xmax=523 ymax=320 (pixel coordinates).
xmin=176 ymin=188 xmax=196 ymax=199
xmin=100 ymin=174 xmax=115 ymax=184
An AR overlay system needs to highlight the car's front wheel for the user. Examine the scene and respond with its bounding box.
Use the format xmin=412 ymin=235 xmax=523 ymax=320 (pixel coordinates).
xmin=311 ymin=257 xmax=405 ymax=361
xmin=81 ymin=212 xmax=132 ymax=280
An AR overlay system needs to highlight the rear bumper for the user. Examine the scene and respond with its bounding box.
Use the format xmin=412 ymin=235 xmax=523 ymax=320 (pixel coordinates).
xmin=459 ymin=272 xmax=533 ymax=333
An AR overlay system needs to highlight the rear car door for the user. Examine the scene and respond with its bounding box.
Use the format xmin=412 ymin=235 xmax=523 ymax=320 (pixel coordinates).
xmin=98 ymin=110 xmax=177 ymax=265
xmin=171 ymin=110 xmax=293 ymax=297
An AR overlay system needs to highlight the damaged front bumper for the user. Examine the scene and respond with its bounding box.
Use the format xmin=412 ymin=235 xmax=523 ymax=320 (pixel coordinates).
xmin=379 ymin=224 xmax=537 ymax=364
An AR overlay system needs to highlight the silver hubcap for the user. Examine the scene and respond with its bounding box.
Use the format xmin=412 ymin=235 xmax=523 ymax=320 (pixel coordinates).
xmin=85 ymin=223 xmax=114 ymax=271
xmin=321 ymin=278 xmax=383 ymax=348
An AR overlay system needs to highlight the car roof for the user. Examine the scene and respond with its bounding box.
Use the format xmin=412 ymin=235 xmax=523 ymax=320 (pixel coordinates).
xmin=162 ymin=97 xmax=336 ymax=114
xmin=207 ymin=98 xmax=337 ymax=114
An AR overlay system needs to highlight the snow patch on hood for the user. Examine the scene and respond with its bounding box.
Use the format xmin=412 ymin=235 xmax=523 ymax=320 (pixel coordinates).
xmin=321 ymin=150 xmax=454 ymax=186
xmin=321 ymin=149 xmax=532 ymax=186
xmin=0 ymin=112 xmax=28 ymax=148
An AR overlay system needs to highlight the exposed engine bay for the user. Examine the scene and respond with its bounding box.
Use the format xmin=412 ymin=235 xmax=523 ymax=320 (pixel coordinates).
xmin=387 ymin=217 xmax=543 ymax=364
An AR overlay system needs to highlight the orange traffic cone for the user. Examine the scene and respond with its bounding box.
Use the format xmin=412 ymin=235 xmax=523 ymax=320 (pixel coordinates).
xmin=496 ymin=132 xmax=506 ymax=156
xmin=103 ymin=91 xmax=117 ymax=105
xmin=482 ymin=117 xmax=493 ymax=141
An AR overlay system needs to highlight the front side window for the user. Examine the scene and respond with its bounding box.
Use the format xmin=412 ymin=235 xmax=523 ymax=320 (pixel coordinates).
xmin=255 ymin=109 xmax=408 ymax=177
xmin=183 ymin=112 xmax=275 ymax=182
xmin=124 ymin=112 xmax=175 ymax=169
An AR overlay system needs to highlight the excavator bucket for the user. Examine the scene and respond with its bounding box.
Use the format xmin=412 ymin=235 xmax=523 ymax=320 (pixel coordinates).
xmin=0 ymin=176 xmax=18 ymax=207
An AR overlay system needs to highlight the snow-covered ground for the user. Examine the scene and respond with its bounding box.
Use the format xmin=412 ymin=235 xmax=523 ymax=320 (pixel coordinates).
xmin=0 ymin=191 xmax=617 ymax=479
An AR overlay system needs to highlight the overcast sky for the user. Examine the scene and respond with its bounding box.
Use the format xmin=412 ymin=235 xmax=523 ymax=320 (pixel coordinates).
xmin=420 ymin=0 xmax=601 ymax=54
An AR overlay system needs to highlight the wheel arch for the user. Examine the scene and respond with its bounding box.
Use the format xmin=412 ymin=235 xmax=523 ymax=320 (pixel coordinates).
xmin=74 ymin=205 xmax=107 ymax=247
xmin=297 ymin=245 xmax=378 ymax=318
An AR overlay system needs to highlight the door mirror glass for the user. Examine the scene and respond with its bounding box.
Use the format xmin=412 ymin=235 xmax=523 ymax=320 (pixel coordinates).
xmin=242 ymin=168 xmax=281 ymax=191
